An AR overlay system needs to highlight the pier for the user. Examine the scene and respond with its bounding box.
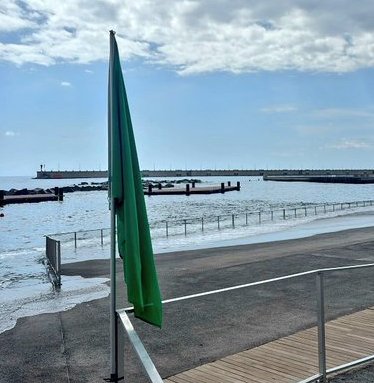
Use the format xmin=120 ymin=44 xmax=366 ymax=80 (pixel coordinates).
xmin=0 ymin=187 xmax=63 ymax=206
xmin=263 ymin=175 xmax=374 ymax=184
xmin=145 ymin=182 xmax=240 ymax=196
xmin=35 ymin=168 xmax=374 ymax=179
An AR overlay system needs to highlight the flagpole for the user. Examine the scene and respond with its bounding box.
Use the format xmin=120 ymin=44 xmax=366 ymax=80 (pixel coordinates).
xmin=108 ymin=30 xmax=118 ymax=381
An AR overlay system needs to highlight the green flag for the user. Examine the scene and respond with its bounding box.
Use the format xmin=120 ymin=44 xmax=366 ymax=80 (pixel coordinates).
xmin=108 ymin=31 xmax=162 ymax=327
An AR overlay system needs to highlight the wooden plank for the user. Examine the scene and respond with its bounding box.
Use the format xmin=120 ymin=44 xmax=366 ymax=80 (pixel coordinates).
xmin=233 ymin=351 xmax=313 ymax=378
xmin=220 ymin=355 xmax=294 ymax=382
xmin=246 ymin=347 xmax=318 ymax=372
xmin=166 ymin=308 xmax=374 ymax=383
xmin=216 ymin=360 xmax=278 ymax=383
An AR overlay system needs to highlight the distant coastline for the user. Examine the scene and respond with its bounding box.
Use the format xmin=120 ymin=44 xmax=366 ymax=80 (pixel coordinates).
xmin=35 ymin=168 xmax=374 ymax=179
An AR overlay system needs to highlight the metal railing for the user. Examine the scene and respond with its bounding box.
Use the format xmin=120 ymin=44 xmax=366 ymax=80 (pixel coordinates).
xmin=45 ymin=236 xmax=61 ymax=287
xmin=116 ymin=262 xmax=374 ymax=383
xmin=48 ymin=199 xmax=374 ymax=247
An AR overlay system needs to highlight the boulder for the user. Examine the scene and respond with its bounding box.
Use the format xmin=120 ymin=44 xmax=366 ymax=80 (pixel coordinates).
xmin=14 ymin=188 xmax=29 ymax=195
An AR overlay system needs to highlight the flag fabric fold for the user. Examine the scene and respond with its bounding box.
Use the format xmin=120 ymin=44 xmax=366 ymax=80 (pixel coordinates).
xmin=108 ymin=31 xmax=162 ymax=327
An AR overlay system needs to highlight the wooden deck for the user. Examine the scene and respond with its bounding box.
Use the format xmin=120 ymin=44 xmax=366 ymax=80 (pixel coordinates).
xmin=165 ymin=307 xmax=374 ymax=383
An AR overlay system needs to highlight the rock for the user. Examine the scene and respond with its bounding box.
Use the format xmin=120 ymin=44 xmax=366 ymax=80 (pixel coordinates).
xmin=33 ymin=188 xmax=46 ymax=195
xmin=6 ymin=189 xmax=17 ymax=196
xmin=62 ymin=186 xmax=75 ymax=193
xmin=14 ymin=188 xmax=29 ymax=195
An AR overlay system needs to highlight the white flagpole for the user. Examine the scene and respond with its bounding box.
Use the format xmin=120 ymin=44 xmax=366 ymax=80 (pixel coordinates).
xmin=108 ymin=30 xmax=118 ymax=381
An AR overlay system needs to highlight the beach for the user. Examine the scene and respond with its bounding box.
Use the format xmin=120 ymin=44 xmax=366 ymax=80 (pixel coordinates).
xmin=1 ymin=225 xmax=374 ymax=382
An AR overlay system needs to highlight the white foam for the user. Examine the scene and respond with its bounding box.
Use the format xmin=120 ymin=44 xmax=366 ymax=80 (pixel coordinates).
xmin=0 ymin=276 xmax=109 ymax=334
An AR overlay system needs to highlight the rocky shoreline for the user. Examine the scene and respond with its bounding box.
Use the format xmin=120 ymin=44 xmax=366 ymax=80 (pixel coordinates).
xmin=1 ymin=178 xmax=202 ymax=196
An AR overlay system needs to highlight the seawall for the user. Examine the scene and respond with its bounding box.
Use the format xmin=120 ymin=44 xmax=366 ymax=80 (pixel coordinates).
xmin=36 ymin=168 xmax=374 ymax=179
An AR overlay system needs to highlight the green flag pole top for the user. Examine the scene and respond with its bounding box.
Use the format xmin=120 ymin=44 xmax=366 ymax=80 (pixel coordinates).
xmin=108 ymin=31 xmax=163 ymax=327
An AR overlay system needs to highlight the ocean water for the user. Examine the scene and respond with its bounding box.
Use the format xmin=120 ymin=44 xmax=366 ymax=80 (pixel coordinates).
xmin=1 ymin=175 xmax=374 ymax=333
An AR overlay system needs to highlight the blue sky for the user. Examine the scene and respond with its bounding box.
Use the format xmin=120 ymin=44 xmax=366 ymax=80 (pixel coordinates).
xmin=1 ymin=1 xmax=374 ymax=176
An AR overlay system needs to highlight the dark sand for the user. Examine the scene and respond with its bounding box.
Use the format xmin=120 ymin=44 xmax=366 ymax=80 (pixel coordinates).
xmin=1 ymin=226 xmax=374 ymax=382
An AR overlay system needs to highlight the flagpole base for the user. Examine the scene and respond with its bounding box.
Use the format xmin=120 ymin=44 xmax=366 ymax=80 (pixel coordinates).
xmin=104 ymin=373 xmax=124 ymax=382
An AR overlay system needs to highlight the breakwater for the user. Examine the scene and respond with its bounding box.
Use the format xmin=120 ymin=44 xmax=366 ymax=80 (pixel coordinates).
xmin=36 ymin=168 xmax=374 ymax=179
xmin=0 ymin=187 xmax=63 ymax=206
xmin=264 ymin=175 xmax=374 ymax=184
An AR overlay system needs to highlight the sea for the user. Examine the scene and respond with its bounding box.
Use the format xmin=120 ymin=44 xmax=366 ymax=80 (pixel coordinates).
xmin=1 ymin=175 xmax=374 ymax=334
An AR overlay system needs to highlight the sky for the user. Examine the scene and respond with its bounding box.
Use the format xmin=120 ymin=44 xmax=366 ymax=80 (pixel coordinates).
xmin=1 ymin=1 xmax=374 ymax=176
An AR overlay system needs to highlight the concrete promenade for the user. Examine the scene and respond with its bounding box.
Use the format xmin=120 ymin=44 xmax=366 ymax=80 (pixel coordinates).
xmin=1 ymin=227 xmax=374 ymax=382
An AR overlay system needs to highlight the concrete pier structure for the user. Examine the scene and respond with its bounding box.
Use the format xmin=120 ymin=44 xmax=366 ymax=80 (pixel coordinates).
xmin=36 ymin=168 xmax=374 ymax=179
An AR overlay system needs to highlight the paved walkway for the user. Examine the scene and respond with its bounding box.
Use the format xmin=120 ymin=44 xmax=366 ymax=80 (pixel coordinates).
xmin=2 ymin=226 xmax=374 ymax=382
xmin=165 ymin=307 xmax=374 ymax=383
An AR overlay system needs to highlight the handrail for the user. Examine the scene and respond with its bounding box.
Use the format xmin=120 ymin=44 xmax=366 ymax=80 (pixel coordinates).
xmin=122 ymin=262 xmax=374 ymax=313
xmin=116 ymin=261 xmax=374 ymax=383
xmin=46 ymin=199 xmax=374 ymax=239
xmin=45 ymin=236 xmax=61 ymax=287
xmin=116 ymin=310 xmax=163 ymax=383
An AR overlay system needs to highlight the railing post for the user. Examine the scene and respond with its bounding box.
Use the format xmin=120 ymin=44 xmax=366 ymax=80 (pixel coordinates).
xmin=74 ymin=232 xmax=77 ymax=248
xmin=304 ymin=207 xmax=307 ymax=216
xmin=232 ymin=214 xmax=235 ymax=228
xmin=314 ymin=206 xmax=317 ymax=215
xmin=201 ymin=217 xmax=204 ymax=232
xmin=324 ymin=204 xmax=326 ymax=213
xmin=217 ymin=216 xmax=220 ymax=229
xmin=258 ymin=211 xmax=261 ymax=224
xmin=294 ymin=208 xmax=297 ymax=218
xmin=283 ymin=209 xmax=286 ymax=220
xmin=341 ymin=203 xmax=343 ymax=210
xmin=271 ymin=210 xmax=273 ymax=221
xmin=333 ymin=204 xmax=335 ymax=212
xmin=246 ymin=212 xmax=248 ymax=225
xmin=46 ymin=236 xmax=49 ymax=259
xmin=58 ymin=240 xmax=61 ymax=286
xmin=165 ymin=221 xmax=169 ymax=237
xmin=101 ymin=229 xmax=104 ymax=246
xmin=316 ymin=271 xmax=327 ymax=382
xmin=184 ymin=219 xmax=187 ymax=235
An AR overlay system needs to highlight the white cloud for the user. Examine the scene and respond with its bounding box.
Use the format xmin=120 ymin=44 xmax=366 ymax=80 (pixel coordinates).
xmin=60 ymin=81 xmax=71 ymax=87
xmin=4 ymin=131 xmax=17 ymax=137
xmin=1 ymin=1 xmax=374 ymax=74
xmin=325 ymin=139 xmax=372 ymax=150
xmin=261 ymin=105 xmax=297 ymax=113
xmin=84 ymin=69 xmax=93 ymax=74
xmin=0 ymin=3 xmax=37 ymax=32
